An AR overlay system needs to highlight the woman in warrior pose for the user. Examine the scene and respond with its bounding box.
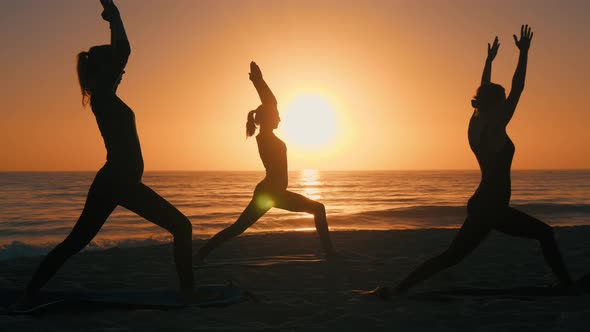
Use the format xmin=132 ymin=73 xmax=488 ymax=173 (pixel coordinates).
xmin=198 ymin=62 xmax=337 ymax=260
xmin=17 ymin=0 xmax=197 ymax=305
xmin=379 ymin=25 xmax=572 ymax=297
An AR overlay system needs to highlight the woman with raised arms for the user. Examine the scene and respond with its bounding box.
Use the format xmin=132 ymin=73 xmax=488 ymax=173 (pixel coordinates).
xmin=197 ymin=62 xmax=337 ymax=261
xmin=377 ymin=25 xmax=573 ymax=297
xmin=16 ymin=0 xmax=198 ymax=307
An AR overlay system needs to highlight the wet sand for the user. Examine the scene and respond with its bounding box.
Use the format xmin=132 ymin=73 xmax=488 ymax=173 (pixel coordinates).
xmin=1 ymin=227 xmax=589 ymax=331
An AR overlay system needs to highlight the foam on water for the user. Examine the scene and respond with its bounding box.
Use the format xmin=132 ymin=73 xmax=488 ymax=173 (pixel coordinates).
xmin=1 ymin=170 xmax=589 ymax=260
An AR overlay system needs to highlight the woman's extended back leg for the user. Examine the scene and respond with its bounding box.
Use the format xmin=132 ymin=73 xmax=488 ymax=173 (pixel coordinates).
xmin=198 ymin=198 xmax=270 ymax=259
xmin=394 ymin=216 xmax=490 ymax=293
xmin=26 ymin=180 xmax=117 ymax=295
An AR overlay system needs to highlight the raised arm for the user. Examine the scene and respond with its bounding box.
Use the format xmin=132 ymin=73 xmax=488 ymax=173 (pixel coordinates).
xmin=100 ymin=0 xmax=130 ymax=56
xmin=505 ymin=25 xmax=533 ymax=123
xmin=249 ymin=61 xmax=277 ymax=107
xmin=481 ymin=36 xmax=500 ymax=85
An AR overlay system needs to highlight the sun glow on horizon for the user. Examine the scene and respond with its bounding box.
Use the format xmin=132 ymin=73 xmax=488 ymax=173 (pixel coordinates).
xmin=280 ymin=94 xmax=338 ymax=150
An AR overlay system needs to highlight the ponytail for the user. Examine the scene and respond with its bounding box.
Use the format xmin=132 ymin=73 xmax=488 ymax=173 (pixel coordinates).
xmin=77 ymin=51 xmax=91 ymax=106
xmin=246 ymin=110 xmax=257 ymax=137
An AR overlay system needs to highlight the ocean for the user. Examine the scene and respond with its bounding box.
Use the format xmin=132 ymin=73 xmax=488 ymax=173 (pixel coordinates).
xmin=1 ymin=170 xmax=589 ymax=260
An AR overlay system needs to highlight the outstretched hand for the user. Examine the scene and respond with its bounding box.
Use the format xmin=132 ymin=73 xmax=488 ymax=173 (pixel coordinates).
xmin=100 ymin=0 xmax=120 ymax=22
xmin=487 ymin=36 xmax=500 ymax=62
xmin=249 ymin=61 xmax=263 ymax=81
xmin=513 ymin=24 xmax=533 ymax=52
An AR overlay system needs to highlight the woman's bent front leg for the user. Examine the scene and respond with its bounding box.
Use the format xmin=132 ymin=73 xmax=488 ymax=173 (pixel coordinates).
xmin=493 ymin=208 xmax=572 ymax=286
xmin=273 ymin=190 xmax=336 ymax=255
xmin=118 ymin=183 xmax=195 ymax=290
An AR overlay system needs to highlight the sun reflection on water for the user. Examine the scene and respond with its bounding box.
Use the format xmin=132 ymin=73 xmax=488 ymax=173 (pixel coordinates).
xmin=301 ymin=169 xmax=321 ymax=200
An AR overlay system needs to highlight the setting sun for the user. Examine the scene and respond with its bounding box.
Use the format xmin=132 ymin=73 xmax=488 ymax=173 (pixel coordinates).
xmin=1 ymin=2 xmax=590 ymax=330
xmin=280 ymin=94 xmax=338 ymax=149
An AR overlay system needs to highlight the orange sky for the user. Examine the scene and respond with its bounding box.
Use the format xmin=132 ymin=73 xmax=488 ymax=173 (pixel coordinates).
xmin=1 ymin=0 xmax=589 ymax=171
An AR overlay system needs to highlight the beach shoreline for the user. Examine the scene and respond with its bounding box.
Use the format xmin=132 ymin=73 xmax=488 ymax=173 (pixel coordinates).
xmin=1 ymin=227 xmax=588 ymax=331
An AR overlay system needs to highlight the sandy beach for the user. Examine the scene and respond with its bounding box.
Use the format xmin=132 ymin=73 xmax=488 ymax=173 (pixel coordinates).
xmin=1 ymin=227 xmax=589 ymax=331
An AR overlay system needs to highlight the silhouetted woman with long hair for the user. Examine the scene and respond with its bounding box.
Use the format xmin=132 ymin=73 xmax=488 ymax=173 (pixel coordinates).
xmin=198 ymin=62 xmax=337 ymax=260
xmin=19 ymin=0 xmax=196 ymax=305
xmin=380 ymin=25 xmax=572 ymax=297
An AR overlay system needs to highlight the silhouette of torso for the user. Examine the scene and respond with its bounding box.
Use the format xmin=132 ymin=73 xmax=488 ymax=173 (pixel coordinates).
xmin=90 ymin=40 xmax=143 ymax=181
xmin=469 ymin=116 xmax=515 ymax=207
xmin=256 ymin=132 xmax=288 ymax=191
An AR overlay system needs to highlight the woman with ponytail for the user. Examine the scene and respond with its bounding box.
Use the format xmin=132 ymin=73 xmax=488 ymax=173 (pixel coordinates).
xmin=198 ymin=62 xmax=337 ymax=260
xmin=15 ymin=0 xmax=198 ymax=308
xmin=374 ymin=25 xmax=573 ymax=298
